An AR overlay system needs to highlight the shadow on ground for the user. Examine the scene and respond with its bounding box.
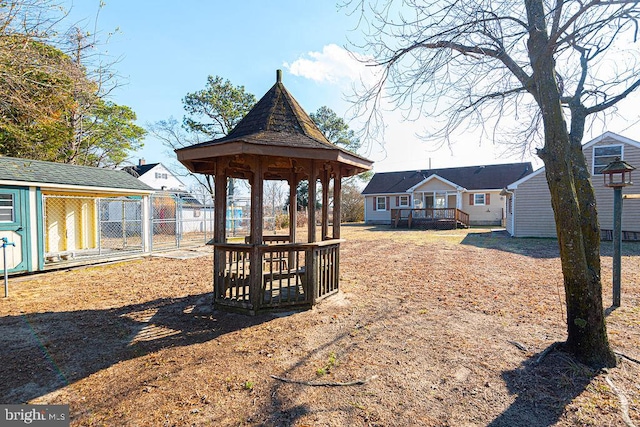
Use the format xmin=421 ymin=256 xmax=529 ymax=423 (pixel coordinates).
xmin=488 ymin=343 xmax=595 ymax=427
xmin=461 ymin=231 xmax=561 ymax=259
xmin=0 ymin=293 xmax=271 ymax=403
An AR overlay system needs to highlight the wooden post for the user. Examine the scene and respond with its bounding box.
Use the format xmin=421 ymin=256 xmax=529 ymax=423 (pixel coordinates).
xmin=288 ymin=172 xmax=298 ymax=270
xmin=321 ymin=168 xmax=329 ymax=240
xmin=249 ymin=159 xmax=264 ymax=312
xmin=308 ymin=162 xmax=317 ymax=243
xmin=213 ymin=164 xmax=228 ymax=301
xmin=613 ymin=186 xmax=622 ymax=307
xmin=332 ymin=170 xmax=342 ymax=239
xmin=289 ymin=172 xmax=298 ymax=244
xmin=307 ymin=162 xmax=318 ymax=304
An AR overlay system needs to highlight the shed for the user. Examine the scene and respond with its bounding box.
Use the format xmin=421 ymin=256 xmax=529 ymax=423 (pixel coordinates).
xmin=0 ymin=156 xmax=154 ymax=274
xmin=176 ymin=70 xmax=373 ymax=314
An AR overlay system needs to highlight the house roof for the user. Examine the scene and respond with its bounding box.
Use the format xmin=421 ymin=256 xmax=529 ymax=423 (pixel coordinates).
xmin=507 ymin=132 xmax=640 ymax=190
xmin=122 ymin=163 xmax=159 ymax=178
xmin=0 ymin=156 xmax=154 ymax=192
xmin=362 ymin=162 xmax=534 ymax=194
xmin=583 ymin=131 xmax=640 ymax=150
xmin=175 ymin=70 xmax=373 ymax=177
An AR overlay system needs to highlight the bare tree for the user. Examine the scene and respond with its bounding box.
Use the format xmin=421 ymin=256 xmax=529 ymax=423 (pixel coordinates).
xmin=345 ymin=0 xmax=640 ymax=367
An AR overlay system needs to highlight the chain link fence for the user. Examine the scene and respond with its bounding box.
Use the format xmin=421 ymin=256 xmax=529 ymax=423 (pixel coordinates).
xmin=43 ymin=193 xmax=218 ymax=264
xmin=99 ymin=197 xmax=144 ymax=253
xmin=150 ymin=192 xmax=214 ymax=250
xmin=43 ymin=195 xmax=144 ymax=263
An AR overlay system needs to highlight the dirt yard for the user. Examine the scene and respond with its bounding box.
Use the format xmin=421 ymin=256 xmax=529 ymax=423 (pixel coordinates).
xmin=1 ymin=225 xmax=639 ymax=426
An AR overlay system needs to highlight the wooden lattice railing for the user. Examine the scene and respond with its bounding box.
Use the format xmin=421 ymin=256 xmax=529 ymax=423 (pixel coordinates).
xmin=212 ymin=239 xmax=343 ymax=313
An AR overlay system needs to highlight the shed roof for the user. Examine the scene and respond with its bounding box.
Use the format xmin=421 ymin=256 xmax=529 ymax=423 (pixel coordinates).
xmin=0 ymin=156 xmax=154 ymax=192
xmin=175 ymin=70 xmax=372 ymax=177
xmin=362 ymin=162 xmax=534 ymax=194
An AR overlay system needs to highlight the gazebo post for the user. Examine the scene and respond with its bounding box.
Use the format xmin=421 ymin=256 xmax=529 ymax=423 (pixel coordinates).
xmin=249 ymin=159 xmax=264 ymax=312
xmin=333 ymin=170 xmax=342 ymax=239
xmin=307 ymin=162 xmax=318 ymax=305
xmin=308 ymin=162 xmax=317 ymax=243
xmin=321 ymin=168 xmax=330 ymax=240
xmin=288 ymin=172 xmax=298 ymax=243
xmin=213 ymin=163 xmax=228 ymax=302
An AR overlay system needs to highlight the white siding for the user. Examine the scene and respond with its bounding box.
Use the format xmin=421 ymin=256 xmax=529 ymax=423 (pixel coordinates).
xmin=511 ymin=134 xmax=640 ymax=237
xmin=364 ymin=194 xmax=393 ymax=224
xmin=461 ymin=190 xmax=505 ymax=226
xmin=138 ymin=164 xmax=186 ymax=191
xmin=414 ymin=180 xmax=457 ymax=192
xmin=512 ymin=171 xmax=557 ymax=238
xmin=590 ymin=137 xmax=640 ymax=232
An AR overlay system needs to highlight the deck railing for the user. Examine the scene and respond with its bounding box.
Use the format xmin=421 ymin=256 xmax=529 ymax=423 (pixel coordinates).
xmin=391 ymin=208 xmax=470 ymax=229
xmin=212 ymin=238 xmax=343 ymax=313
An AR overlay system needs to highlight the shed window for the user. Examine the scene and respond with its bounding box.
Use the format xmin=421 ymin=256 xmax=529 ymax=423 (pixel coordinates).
xmin=593 ymin=145 xmax=623 ymax=175
xmin=0 ymin=194 xmax=14 ymax=222
xmin=375 ymin=196 xmax=387 ymax=211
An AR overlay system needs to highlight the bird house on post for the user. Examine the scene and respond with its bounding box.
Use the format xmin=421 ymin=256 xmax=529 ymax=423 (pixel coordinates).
xmin=601 ymin=157 xmax=635 ymax=187
xmin=601 ymin=156 xmax=635 ymax=308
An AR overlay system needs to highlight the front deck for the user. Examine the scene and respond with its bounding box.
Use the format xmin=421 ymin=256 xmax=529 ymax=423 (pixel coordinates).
xmin=391 ymin=208 xmax=470 ymax=229
xmin=212 ymin=237 xmax=341 ymax=314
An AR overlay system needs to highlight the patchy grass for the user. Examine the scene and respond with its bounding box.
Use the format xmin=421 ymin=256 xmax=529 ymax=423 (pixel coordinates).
xmin=1 ymin=225 xmax=638 ymax=426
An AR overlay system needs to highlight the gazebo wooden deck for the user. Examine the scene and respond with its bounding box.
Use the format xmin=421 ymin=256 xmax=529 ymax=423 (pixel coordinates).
xmin=176 ymin=70 xmax=372 ymax=314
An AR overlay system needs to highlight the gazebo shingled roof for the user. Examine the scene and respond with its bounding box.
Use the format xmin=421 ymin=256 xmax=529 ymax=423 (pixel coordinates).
xmin=175 ymin=70 xmax=372 ymax=178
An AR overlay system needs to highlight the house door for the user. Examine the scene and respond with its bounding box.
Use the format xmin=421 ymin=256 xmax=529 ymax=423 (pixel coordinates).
xmin=0 ymin=187 xmax=30 ymax=273
xmin=435 ymin=193 xmax=447 ymax=208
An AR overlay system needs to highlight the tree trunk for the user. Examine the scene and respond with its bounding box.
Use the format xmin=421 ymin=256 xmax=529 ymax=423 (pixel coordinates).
xmin=525 ymin=0 xmax=616 ymax=368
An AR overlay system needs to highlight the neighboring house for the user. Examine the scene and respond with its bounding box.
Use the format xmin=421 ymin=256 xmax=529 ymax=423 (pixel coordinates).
xmin=362 ymin=162 xmax=533 ymax=226
xmin=505 ymin=132 xmax=640 ymax=238
xmin=123 ymin=159 xmax=209 ymax=238
xmin=0 ymin=156 xmax=154 ymax=275
xmin=122 ymin=159 xmax=187 ymax=192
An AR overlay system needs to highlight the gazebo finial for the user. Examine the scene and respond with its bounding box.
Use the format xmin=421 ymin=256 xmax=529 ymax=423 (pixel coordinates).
xmin=276 ymin=69 xmax=282 ymax=83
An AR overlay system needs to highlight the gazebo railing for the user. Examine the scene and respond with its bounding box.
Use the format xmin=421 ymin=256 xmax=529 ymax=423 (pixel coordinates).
xmin=212 ymin=239 xmax=343 ymax=313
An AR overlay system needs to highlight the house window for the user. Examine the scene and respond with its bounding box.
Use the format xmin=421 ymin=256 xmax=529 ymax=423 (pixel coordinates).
xmin=593 ymin=145 xmax=623 ymax=175
xmin=474 ymin=193 xmax=486 ymax=206
xmin=376 ymin=196 xmax=387 ymax=211
xmin=155 ymin=172 xmax=168 ymax=179
xmin=0 ymin=194 xmax=14 ymax=222
xmin=398 ymin=195 xmax=410 ymax=207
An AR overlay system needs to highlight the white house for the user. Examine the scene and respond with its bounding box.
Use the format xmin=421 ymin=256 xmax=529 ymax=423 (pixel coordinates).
xmin=122 ymin=160 xmax=210 ymax=239
xmin=122 ymin=159 xmax=187 ymax=192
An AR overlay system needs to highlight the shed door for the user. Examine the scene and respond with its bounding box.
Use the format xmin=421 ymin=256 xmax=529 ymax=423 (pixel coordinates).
xmin=0 ymin=188 xmax=29 ymax=273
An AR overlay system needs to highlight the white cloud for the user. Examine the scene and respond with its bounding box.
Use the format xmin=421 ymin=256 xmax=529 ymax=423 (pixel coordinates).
xmin=284 ymin=44 xmax=378 ymax=86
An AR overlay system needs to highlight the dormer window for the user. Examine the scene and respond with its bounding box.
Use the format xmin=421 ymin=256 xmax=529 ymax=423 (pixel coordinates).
xmin=593 ymin=145 xmax=623 ymax=175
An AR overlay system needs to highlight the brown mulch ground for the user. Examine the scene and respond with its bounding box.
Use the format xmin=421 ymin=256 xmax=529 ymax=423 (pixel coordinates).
xmin=1 ymin=224 xmax=639 ymax=426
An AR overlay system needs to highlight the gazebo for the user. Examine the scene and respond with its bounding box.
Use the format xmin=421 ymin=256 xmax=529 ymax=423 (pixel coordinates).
xmin=176 ymin=70 xmax=373 ymax=314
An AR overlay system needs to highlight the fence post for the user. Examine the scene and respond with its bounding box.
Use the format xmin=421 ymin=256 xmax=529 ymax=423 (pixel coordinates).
xmin=2 ymin=237 xmax=15 ymax=298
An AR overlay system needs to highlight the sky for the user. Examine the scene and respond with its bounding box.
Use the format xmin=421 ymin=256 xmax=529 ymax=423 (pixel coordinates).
xmin=63 ymin=1 xmax=640 ymax=180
